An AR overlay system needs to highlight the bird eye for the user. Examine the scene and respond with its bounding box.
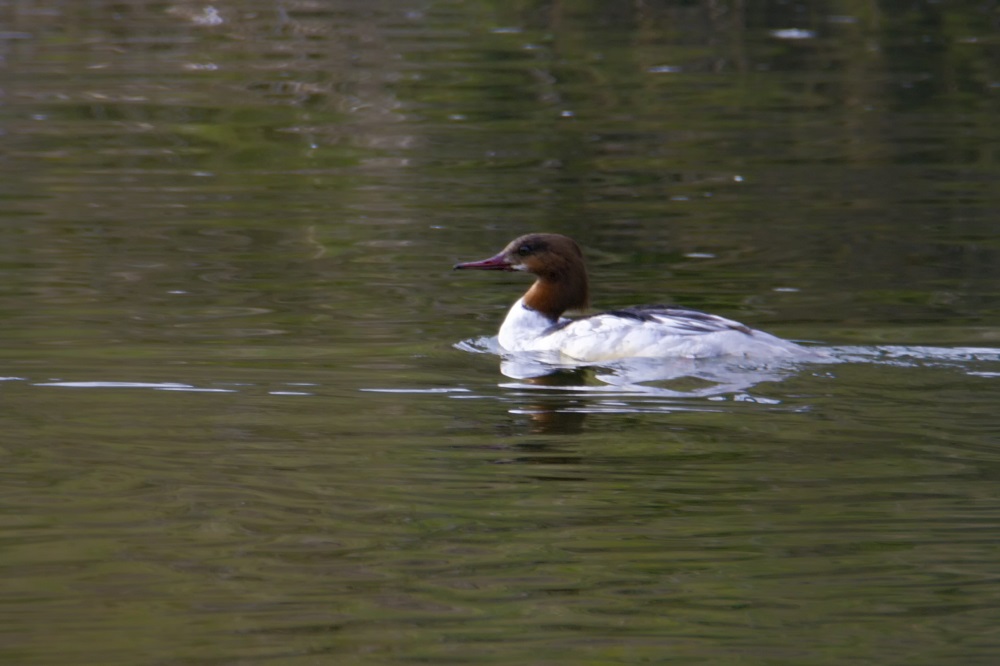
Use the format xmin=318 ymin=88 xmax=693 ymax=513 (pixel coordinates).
xmin=517 ymin=244 xmax=532 ymax=256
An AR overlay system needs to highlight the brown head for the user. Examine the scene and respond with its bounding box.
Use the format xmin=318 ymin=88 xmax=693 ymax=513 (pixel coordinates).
xmin=454 ymin=233 xmax=590 ymax=321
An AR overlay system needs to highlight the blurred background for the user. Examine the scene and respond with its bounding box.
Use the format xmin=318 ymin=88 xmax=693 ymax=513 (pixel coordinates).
xmin=1 ymin=1 xmax=998 ymax=664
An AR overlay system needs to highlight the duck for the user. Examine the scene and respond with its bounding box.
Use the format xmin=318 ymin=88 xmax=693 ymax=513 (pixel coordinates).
xmin=454 ymin=233 xmax=811 ymax=362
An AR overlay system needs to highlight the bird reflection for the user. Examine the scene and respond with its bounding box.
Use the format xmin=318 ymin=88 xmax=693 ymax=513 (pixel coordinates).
xmin=454 ymin=336 xmax=820 ymax=433
xmin=505 ymin=369 xmax=591 ymax=435
xmin=500 ymin=353 xmax=801 ymax=396
xmin=493 ymin=351 xmax=813 ymax=434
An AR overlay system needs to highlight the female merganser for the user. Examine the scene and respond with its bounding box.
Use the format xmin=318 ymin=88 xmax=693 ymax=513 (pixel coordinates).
xmin=454 ymin=233 xmax=811 ymax=362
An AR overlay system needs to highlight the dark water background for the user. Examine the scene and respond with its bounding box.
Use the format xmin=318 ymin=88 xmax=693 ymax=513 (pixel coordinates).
xmin=2 ymin=1 xmax=999 ymax=664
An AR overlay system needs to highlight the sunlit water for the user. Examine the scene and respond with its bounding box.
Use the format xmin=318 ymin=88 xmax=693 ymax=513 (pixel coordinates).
xmin=2 ymin=1 xmax=999 ymax=665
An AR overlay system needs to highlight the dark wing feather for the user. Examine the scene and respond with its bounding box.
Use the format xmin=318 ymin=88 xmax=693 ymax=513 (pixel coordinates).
xmin=546 ymin=304 xmax=752 ymax=336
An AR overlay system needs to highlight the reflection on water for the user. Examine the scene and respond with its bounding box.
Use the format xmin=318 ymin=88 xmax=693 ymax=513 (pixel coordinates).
xmin=375 ymin=339 xmax=1000 ymax=454
xmin=456 ymin=334 xmax=1000 ymax=402
xmin=457 ymin=334 xmax=814 ymax=397
xmin=2 ymin=0 xmax=999 ymax=664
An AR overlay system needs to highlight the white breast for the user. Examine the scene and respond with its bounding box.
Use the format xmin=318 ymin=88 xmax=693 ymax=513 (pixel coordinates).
xmin=497 ymin=298 xmax=565 ymax=352
xmin=496 ymin=300 xmax=809 ymax=362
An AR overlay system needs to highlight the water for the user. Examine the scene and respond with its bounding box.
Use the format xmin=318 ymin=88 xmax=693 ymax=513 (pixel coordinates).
xmin=2 ymin=1 xmax=999 ymax=664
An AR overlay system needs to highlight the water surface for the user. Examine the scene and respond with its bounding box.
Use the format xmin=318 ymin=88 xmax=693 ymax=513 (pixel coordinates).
xmin=2 ymin=1 xmax=999 ymax=664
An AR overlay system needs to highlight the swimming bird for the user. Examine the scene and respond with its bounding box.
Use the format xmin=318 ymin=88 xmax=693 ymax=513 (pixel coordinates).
xmin=454 ymin=233 xmax=810 ymax=362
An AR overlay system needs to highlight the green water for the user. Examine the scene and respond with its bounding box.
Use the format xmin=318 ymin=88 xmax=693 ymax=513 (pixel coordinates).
xmin=2 ymin=1 xmax=999 ymax=664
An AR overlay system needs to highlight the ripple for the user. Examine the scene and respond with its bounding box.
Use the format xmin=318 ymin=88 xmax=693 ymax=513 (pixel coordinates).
xmin=360 ymin=387 xmax=472 ymax=394
xmin=36 ymin=380 xmax=239 ymax=392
